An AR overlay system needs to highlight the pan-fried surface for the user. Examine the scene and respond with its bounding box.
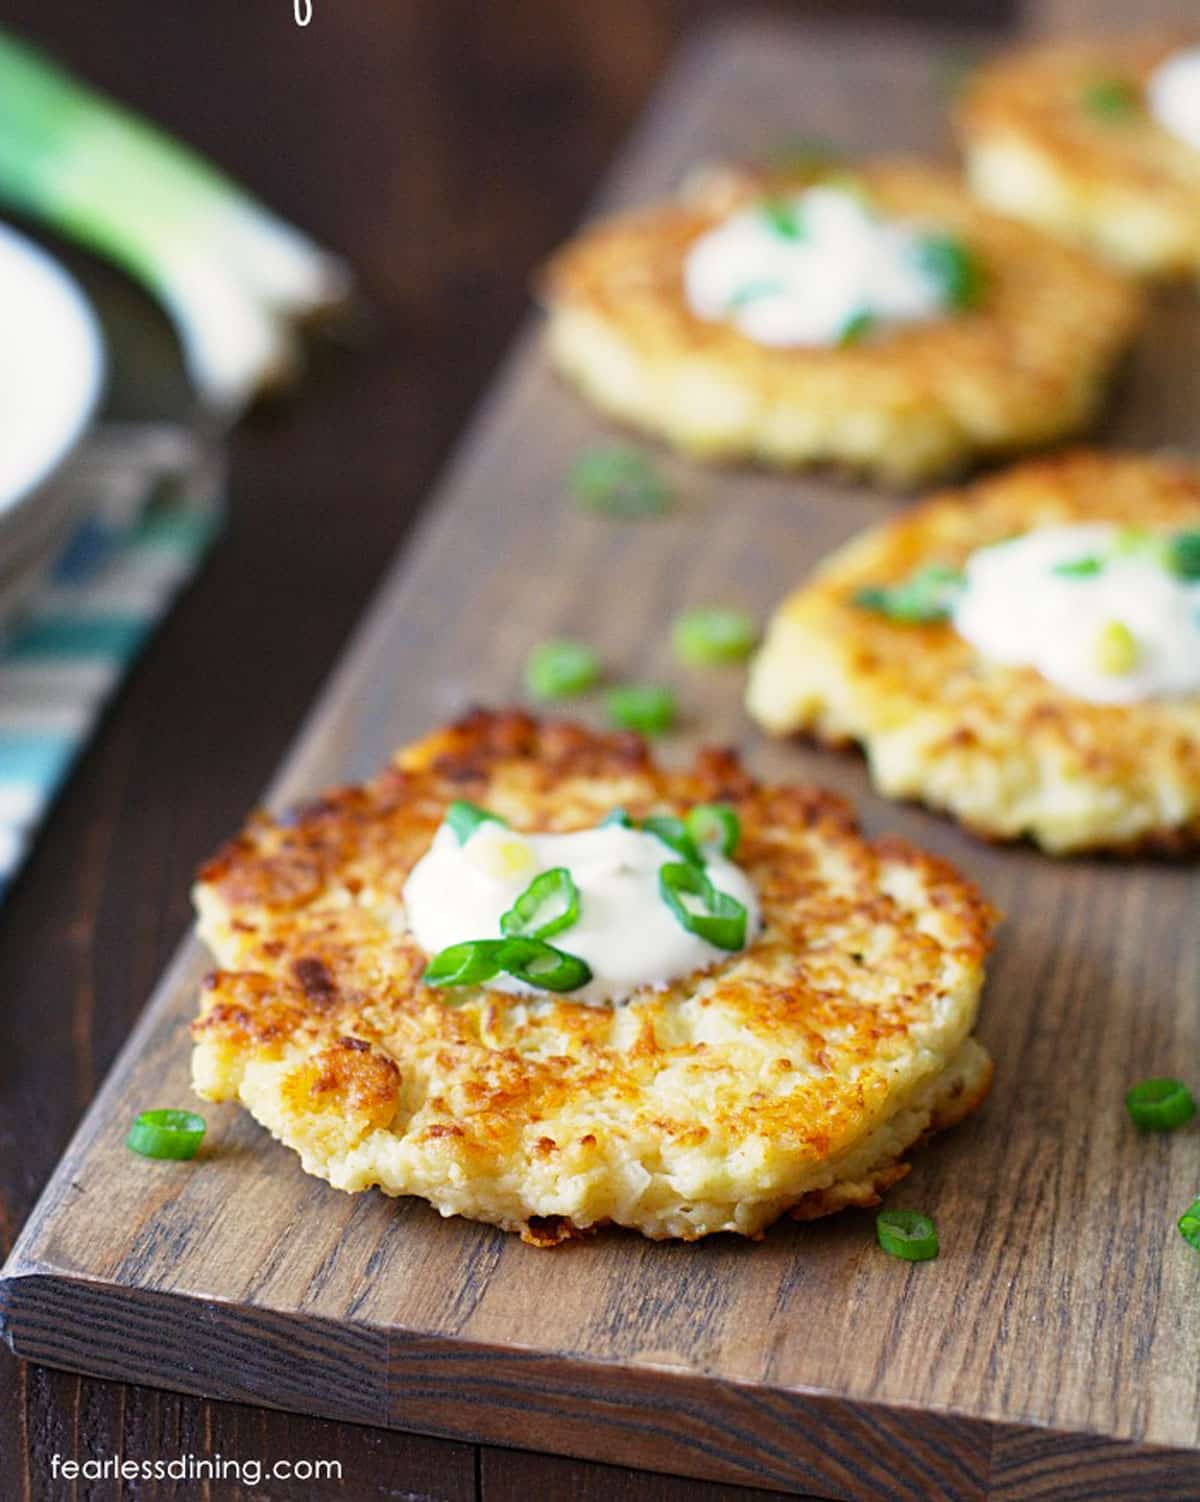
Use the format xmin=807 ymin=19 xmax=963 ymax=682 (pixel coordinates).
xmin=956 ymin=35 xmax=1200 ymax=277
xmin=191 ymin=711 xmax=994 ymax=1243
xmin=748 ymin=452 xmax=1200 ymax=855
xmin=540 ymin=159 xmax=1140 ymax=485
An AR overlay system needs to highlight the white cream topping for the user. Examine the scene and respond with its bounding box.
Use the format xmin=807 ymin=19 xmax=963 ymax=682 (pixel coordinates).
xmin=1148 ymin=46 xmax=1200 ymax=152
xmin=682 ymin=186 xmax=950 ymax=348
xmin=952 ymin=524 xmax=1200 ymax=704
xmin=403 ymin=818 xmax=760 ymax=1008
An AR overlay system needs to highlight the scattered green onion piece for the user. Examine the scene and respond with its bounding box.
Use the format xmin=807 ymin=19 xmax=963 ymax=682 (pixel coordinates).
xmin=1125 ymin=1078 xmax=1197 ymax=1132
xmin=854 ymin=563 xmax=965 ymax=624
xmin=524 ymin=638 xmax=601 ymax=701
xmin=0 ymin=31 xmax=351 ymax=410
xmin=1053 ymin=555 xmax=1104 ymax=579
xmin=916 ymin=234 xmax=986 ymax=311
xmin=728 ymin=278 xmax=787 ymax=309
xmin=127 ymin=1109 xmax=206 ymax=1161
xmin=1082 ymin=77 xmax=1139 ymax=120
xmin=1114 ymin=526 xmax=1153 ymax=556
xmin=606 ymin=684 xmax=676 ymax=737
xmin=641 ymin=814 xmax=703 ymax=867
xmin=1094 ymin=619 xmax=1139 ymax=676
xmin=671 ymin=606 xmax=758 ymax=666
xmin=685 ymin=803 xmax=740 ymax=858
xmin=768 ymin=135 xmax=840 ymax=173
xmin=1166 ymin=531 xmax=1200 ymax=580
xmin=601 ymin=808 xmax=633 ymax=828
xmin=422 ymin=939 xmax=507 ymax=988
xmin=658 ymin=862 xmax=747 ymax=951
xmin=759 ymin=198 xmax=805 ymax=240
xmin=501 ymin=867 xmax=581 ymax=942
xmin=569 ymin=446 xmax=669 ymax=518
xmin=445 ymin=800 xmax=507 ymax=845
xmin=838 ymin=310 xmax=876 ymax=346
xmin=876 ymin=1208 xmax=939 ymax=1261
xmin=1179 ymin=1198 xmax=1200 ymax=1252
xmin=498 ymin=937 xmax=592 ymax=993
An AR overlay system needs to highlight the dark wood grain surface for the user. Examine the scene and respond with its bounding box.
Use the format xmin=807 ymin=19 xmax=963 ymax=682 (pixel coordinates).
xmin=0 ymin=3 xmax=1027 ymax=1500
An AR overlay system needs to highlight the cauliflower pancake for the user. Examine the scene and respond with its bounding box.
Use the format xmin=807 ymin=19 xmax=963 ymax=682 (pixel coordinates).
xmin=191 ymin=710 xmax=994 ymax=1244
xmin=540 ymin=159 xmax=1140 ymax=485
xmin=956 ymin=36 xmax=1200 ymax=277
xmin=748 ymin=451 xmax=1200 ymax=855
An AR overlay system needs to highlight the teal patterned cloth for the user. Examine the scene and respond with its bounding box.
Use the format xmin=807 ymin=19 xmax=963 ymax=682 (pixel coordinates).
xmin=0 ymin=424 xmax=224 ymax=898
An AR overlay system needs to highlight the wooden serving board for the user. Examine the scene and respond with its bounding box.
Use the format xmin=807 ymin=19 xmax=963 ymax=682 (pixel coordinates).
xmin=4 ymin=21 xmax=1200 ymax=1501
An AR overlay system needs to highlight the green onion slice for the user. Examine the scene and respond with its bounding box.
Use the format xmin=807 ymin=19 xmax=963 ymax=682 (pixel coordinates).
xmin=685 ymin=803 xmax=741 ymax=858
xmin=1053 ymin=555 xmax=1104 ymax=578
xmin=838 ymin=310 xmax=876 ymax=346
xmin=854 ymin=563 xmax=965 ymax=623
xmin=569 ymin=446 xmax=669 ymax=518
xmin=501 ymin=867 xmax=581 ymax=942
xmin=445 ymin=800 xmax=507 ymax=845
xmin=876 ymin=1208 xmax=939 ymax=1261
xmin=1167 ymin=531 xmax=1200 ymax=581
xmin=915 ymin=234 xmax=985 ymax=311
xmin=606 ymin=684 xmax=676 ymax=736
xmin=1082 ymin=77 xmax=1139 ymax=119
xmin=127 ymin=1108 xmax=206 ymax=1161
xmin=672 ymin=606 xmax=758 ymax=666
xmin=641 ymin=815 xmax=703 ymax=867
xmin=1125 ymin=1078 xmax=1197 ymax=1132
xmin=759 ymin=198 xmax=805 ymax=240
xmin=497 ymin=937 xmax=592 ymax=993
xmin=524 ymin=638 xmax=601 ymax=700
xmin=422 ymin=939 xmax=507 ymax=988
xmin=659 ymin=862 xmax=747 ymax=951
xmin=1179 ymin=1198 xmax=1200 ymax=1252
xmin=601 ymin=807 xmax=633 ymax=828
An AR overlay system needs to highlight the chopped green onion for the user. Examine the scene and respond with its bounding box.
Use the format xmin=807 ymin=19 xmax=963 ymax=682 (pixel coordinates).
xmin=525 ymin=638 xmax=601 ymax=701
xmin=445 ymin=800 xmax=506 ymax=845
xmin=601 ymin=808 xmax=633 ymax=828
xmin=422 ymin=939 xmax=507 ymax=988
xmin=854 ymin=563 xmax=965 ymax=624
xmin=569 ymin=446 xmax=669 ymax=518
xmin=606 ymin=684 xmax=676 ymax=736
xmin=916 ymin=234 xmax=986 ymax=311
xmin=1095 ymin=620 xmax=1139 ymax=676
xmin=1166 ymin=531 xmax=1200 ymax=580
xmin=876 ymin=1208 xmax=939 ymax=1261
xmin=1053 ymin=555 xmax=1104 ymax=578
xmin=127 ymin=1108 xmax=206 ymax=1161
xmin=496 ymin=937 xmax=592 ymax=993
xmin=1082 ymin=77 xmax=1139 ymax=120
xmin=0 ymin=31 xmax=351 ymax=410
xmin=641 ymin=814 xmax=703 ymax=867
xmin=768 ymin=135 xmax=840 ymax=173
xmin=659 ymin=862 xmax=747 ymax=951
xmin=1125 ymin=1078 xmax=1197 ymax=1132
xmin=838 ymin=310 xmax=876 ymax=346
xmin=728 ymin=278 xmax=786 ymax=309
xmin=671 ymin=607 xmax=758 ymax=666
xmin=686 ymin=803 xmax=741 ymax=858
xmin=759 ymin=198 xmax=805 ymax=240
xmin=1114 ymin=526 xmax=1153 ymax=556
xmin=1179 ymin=1198 xmax=1200 ymax=1252
xmin=501 ymin=867 xmax=581 ymax=942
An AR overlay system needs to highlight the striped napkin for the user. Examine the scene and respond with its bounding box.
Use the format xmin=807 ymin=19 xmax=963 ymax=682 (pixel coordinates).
xmin=0 ymin=423 xmax=224 ymax=898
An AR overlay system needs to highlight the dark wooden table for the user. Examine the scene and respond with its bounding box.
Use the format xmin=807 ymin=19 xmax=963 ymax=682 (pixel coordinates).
xmin=0 ymin=3 xmax=1012 ymax=1497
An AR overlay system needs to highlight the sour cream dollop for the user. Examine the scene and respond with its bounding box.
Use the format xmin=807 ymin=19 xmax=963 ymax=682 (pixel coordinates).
xmin=683 ymin=186 xmax=952 ymax=348
xmin=403 ymin=818 xmax=761 ymax=1008
xmin=1148 ymin=46 xmax=1200 ymax=153
xmin=952 ymin=524 xmax=1200 ymax=705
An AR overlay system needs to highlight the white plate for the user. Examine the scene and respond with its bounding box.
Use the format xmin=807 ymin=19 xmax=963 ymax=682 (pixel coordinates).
xmin=0 ymin=222 xmax=105 ymax=564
